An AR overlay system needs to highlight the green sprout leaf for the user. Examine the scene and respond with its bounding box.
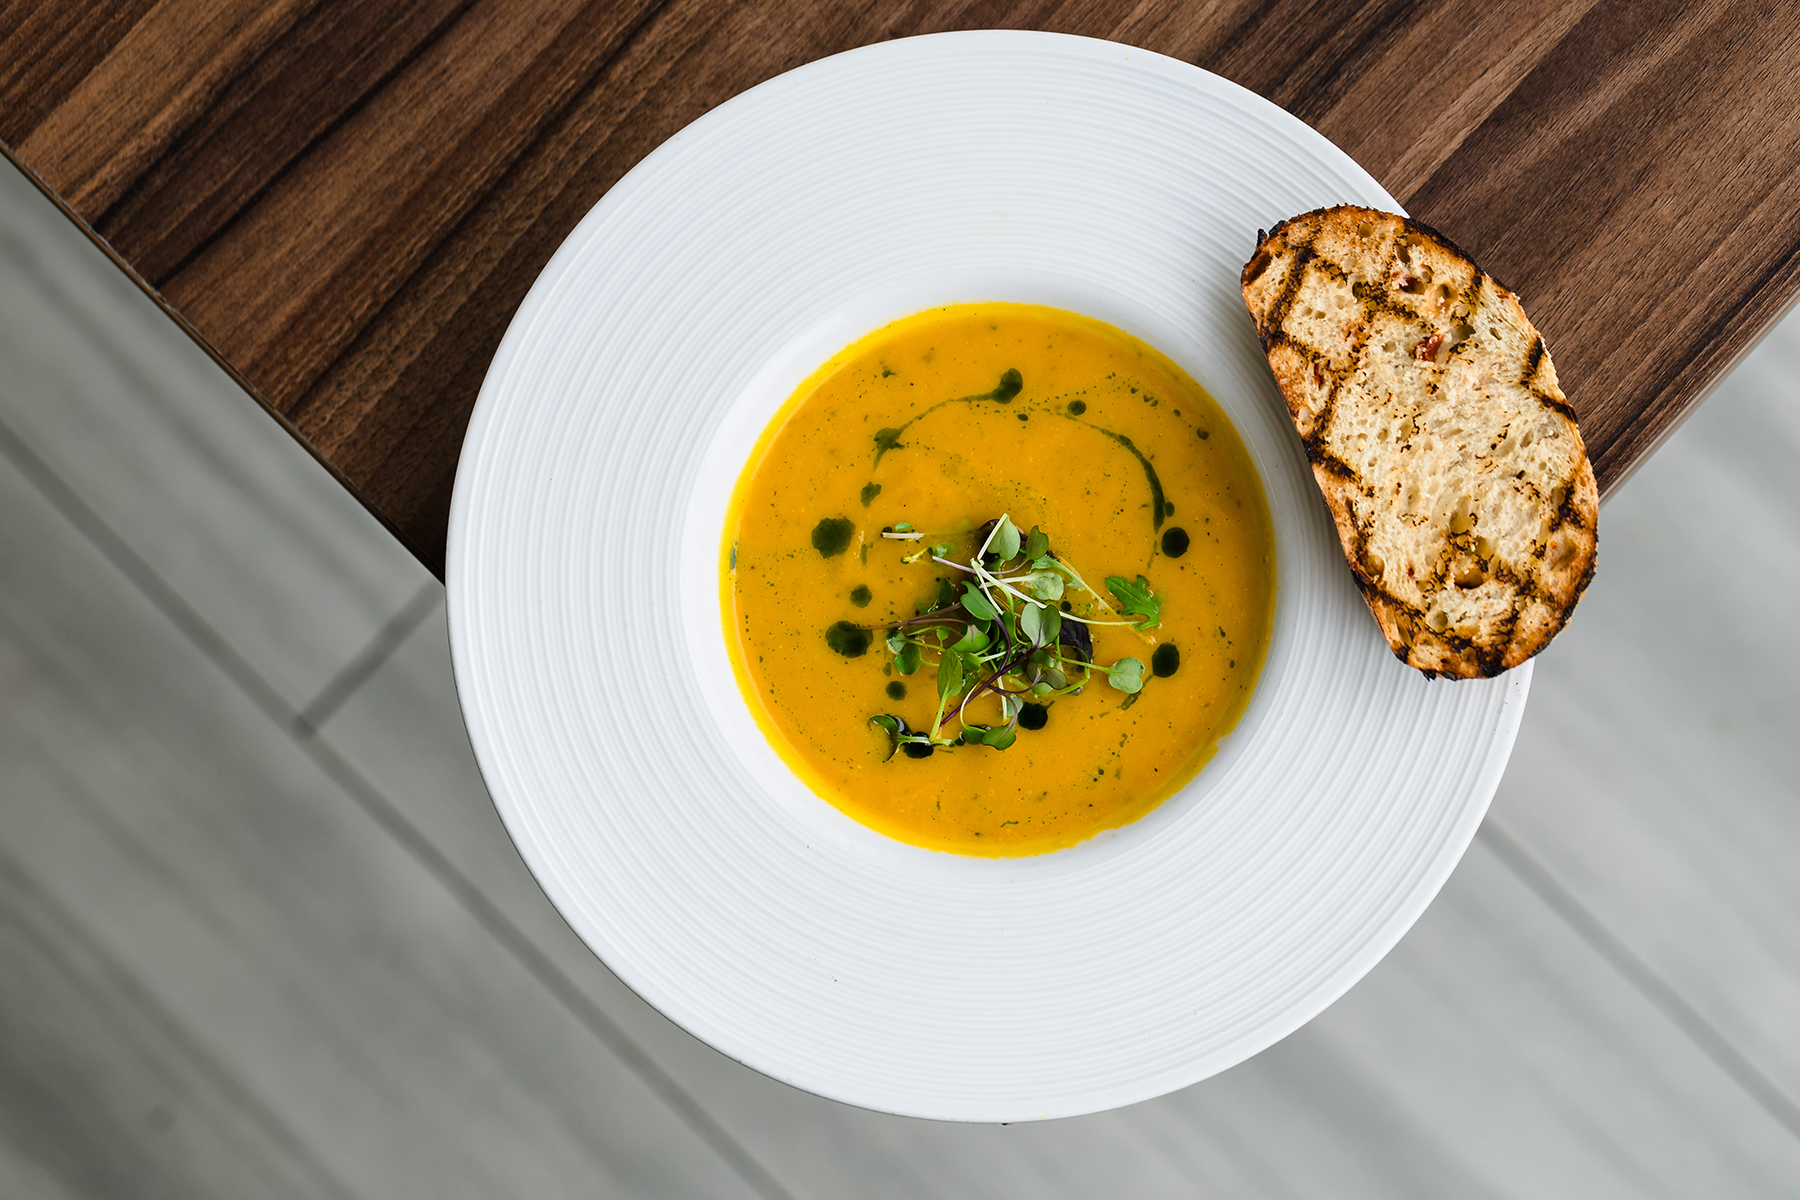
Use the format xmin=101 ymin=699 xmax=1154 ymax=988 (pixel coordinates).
xmin=1023 ymin=526 xmax=1049 ymax=561
xmin=895 ymin=642 xmax=921 ymax=675
xmin=959 ymin=723 xmax=1017 ymax=750
xmin=1019 ymin=602 xmax=1044 ymax=645
xmin=937 ymin=646 xmax=964 ymax=702
xmin=988 ymin=514 xmax=1021 ymax=562
xmin=933 ymin=577 xmax=958 ymax=612
xmin=951 ymin=624 xmax=990 ymax=656
xmin=961 ymin=583 xmax=998 ymax=621
xmin=869 ymin=714 xmax=906 ymax=761
xmin=1024 ymin=570 xmax=1064 ymax=601
xmin=1107 ymin=657 xmax=1146 ymax=694
xmin=1105 ymin=574 xmax=1163 ymax=630
xmin=1019 ymin=602 xmax=1061 ymax=647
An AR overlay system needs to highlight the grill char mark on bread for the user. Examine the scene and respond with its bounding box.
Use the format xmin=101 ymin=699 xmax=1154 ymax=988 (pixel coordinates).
xmin=1242 ymin=205 xmax=1598 ymax=679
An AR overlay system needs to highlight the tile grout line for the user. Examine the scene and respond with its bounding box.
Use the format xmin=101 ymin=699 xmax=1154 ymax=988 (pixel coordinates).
xmin=296 ymin=734 xmax=800 ymax=1200
xmin=0 ymin=417 xmax=294 ymax=723
xmin=293 ymin=582 xmax=442 ymax=736
xmin=0 ymin=414 xmax=800 ymax=1200
xmin=1478 ymin=819 xmax=1800 ymax=1142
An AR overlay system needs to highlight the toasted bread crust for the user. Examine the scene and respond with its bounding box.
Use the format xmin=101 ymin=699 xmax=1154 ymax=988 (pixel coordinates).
xmin=1242 ymin=206 xmax=1598 ymax=678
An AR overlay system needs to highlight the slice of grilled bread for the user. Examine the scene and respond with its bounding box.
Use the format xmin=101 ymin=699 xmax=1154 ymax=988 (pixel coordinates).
xmin=1242 ymin=205 xmax=1597 ymax=678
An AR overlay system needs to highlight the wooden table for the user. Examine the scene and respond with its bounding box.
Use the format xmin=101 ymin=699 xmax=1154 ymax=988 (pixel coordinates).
xmin=4 ymin=0 xmax=1797 ymax=573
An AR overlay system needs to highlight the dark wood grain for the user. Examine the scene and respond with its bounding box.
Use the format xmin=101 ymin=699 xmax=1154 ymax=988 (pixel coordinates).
xmin=3 ymin=0 xmax=1797 ymax=571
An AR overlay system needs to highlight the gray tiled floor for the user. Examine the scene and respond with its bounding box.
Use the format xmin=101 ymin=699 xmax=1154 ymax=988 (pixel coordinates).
xmin=3 ymin=154 xmax=1798 ymax=1197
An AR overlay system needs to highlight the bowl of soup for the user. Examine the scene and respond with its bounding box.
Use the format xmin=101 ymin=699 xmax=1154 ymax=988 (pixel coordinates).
xmin=724 ymin=302 xmax=1276 ymax=855
xmin=447 ymin=31 xmax=1528 ymax=1121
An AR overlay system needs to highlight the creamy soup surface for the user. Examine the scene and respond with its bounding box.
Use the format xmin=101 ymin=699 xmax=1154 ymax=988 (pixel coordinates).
xmin=723 ymin=303 xmax=1275 ymax=856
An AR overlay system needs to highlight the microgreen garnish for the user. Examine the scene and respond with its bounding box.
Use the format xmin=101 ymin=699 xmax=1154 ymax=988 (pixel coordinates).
xmin=1104 ymin=574 xmax=1162 ymax=630
xmin=869 ymin=714 xmax=914 ymax=761
xmin=1106 ymin=657 xmax=1146 ymax=693
xmin=852 ymin=512 xmax=1167 ymax=755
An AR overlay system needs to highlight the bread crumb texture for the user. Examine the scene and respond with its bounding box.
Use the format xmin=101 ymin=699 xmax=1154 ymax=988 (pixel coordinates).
xmin=1242 ymin=206 xmax=1598 ymax=678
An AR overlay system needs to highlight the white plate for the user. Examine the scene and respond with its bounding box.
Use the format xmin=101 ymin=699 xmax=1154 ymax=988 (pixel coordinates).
xmin=447 ymin=30 xmax=1528 ymax=1122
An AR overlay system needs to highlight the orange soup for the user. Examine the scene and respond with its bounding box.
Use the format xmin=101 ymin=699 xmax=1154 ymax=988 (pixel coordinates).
xmin=723 ymin=303 xmax=1274 ymax=855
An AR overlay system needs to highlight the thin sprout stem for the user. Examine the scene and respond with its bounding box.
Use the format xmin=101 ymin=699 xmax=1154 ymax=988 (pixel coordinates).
xmin=972 ymin=559 xmax=1044 ymax=609
xmin=1057 ymin=611 xmax=1137 ymax=627
xmin=955 ymin=683 xmax=982 ymax=726
xmin=988 ymin=587 xmax=1013 ymax=659
xmin=929 ymin=685 xmax=953 ymax=739
xmin=929 ymin=555 xmax=978 ymax=575
xmin=956 ymin=647 xmax=1035 ymax=722
xmin=975 ymin=515 xmax=1007 ymax=561
xmin=862 ymin=612 xmax=967 ymax=633
xmin=1039 ymin=552 xmax=1135 ymax=628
